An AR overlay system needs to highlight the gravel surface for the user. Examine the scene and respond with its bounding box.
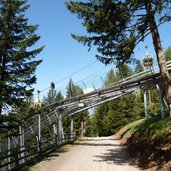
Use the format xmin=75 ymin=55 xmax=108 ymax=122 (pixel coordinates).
xmin=29 ymin=136 xmax=140 ymax=171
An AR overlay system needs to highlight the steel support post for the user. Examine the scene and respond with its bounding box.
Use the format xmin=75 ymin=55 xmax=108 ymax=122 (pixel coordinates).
xmin=170 ymin=104 xmax=171 ymax=118
xmin=8 ymin=133 xmax=11 ymax=171
xmin=70 ymin=117 xmax=74 ymax=141
xmin=159 ymin=85 xmax=165 ymax=119
xmin=53 ymin=124 xmax=57 ymax=144
xmin=38 ymin=114 xmax=41 ymax=151
xmin=22 ymin=128 xmax=25 ymax=163
xmin=156 ymin=84 xmax=168 ymax=109
xmin=19 ymin=125 xmax=25 ymax=164
xmin=144 ymin=89 xmax=148 ymax=119
xmin=62 ymin=127 xmax=65 ymax=142
xmin=58 ymin=112 xmax=63 ymax=144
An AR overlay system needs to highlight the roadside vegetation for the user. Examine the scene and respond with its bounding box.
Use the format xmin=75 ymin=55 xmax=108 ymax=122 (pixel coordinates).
xmin=119 ymin=116 xmax=171 ymax=170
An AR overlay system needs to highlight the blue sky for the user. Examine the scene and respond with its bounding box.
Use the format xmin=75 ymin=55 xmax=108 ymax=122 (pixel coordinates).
xmin=26 ymin=0 xmax=171 ymax=100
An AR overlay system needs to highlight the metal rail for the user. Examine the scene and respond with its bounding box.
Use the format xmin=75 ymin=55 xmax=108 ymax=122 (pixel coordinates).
xmin=1 ymin=60 xmax=171 ymax=170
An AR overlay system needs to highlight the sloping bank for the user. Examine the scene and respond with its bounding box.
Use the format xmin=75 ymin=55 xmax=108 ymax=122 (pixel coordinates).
xmin=117 ymin=117 xmax=171 ymax=170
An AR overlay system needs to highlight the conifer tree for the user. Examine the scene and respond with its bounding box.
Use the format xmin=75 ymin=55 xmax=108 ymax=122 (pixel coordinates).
xmin=66 ymin=78 xmax=83 ymax=98
xmin=118 ymin=64 xmax=133 ymax=78
xmin=43 ymin=89 xmax=64 ymax=106
xmin=65 ymin=78 xmax=89 ymax=136
xmin=165 ymin=46 xmax=171 ymax=62
xmin=0 ymin=0 xmax=44 ymax=115
xmin=105 ymin=69 xmax=120 ymax=85
xmin=135 ymin=60 xmax=144 ymax=74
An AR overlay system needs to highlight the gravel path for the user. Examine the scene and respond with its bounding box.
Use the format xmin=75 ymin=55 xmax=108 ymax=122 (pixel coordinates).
xmin=29 ymin=136 xmax=140 ymax=171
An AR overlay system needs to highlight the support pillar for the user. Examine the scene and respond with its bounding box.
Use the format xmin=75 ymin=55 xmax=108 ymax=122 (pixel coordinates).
xmin=53 ymin=124 xmax=57 ymax=144
xmin=58 ymin=112 xmax=63 ymax=144
xmin=144 ymin=89 xmax=148 ymax=119
xmin=38 ymin=114 xmax=41 ymax=151
xmin=148 ymin=89 xmax=152 ymax=106
xmin=156 ymin=84 xmax=168 ymax=109
xmin=19 ymin=125 xmax=25 ymax=164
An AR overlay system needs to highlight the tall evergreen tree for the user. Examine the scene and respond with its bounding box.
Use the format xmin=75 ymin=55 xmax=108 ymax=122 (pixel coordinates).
xmin=134 ymin=60 xmax=144 ymax=74
xmin=105 ymin=69 xmax=120 ymax=85
xmin=66 ymin=78 xmax=83 ymax=98
xmin=66 ymin=0 xmax=171 ymax=115
xmin=43 ymin=81 xmax=64 ymax=105
xmin=0 ymin=0 xmax=44 ymax=115
xmin=43 ymin=89 xmax=64 ymax=106
xmin=118 ymin=64 xmax=133 ymax=78
xmin=65 ymin=78 xmax=90 ymax=136
xmin=165 ymin=46 xmax=171 ymax=62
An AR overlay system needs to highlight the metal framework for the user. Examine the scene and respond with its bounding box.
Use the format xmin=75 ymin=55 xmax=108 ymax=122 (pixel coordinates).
xmin=1 ymin=61 xmax=171 ymax=170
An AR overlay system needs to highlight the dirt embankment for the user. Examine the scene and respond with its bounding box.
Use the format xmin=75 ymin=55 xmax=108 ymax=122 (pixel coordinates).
xmin=119 ymin=119 xmax=171 ymax=171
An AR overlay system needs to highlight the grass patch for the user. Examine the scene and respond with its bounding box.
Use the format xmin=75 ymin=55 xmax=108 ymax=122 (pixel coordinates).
xmin=131 ymin=117 xmax=171 ymax=138
xmin=76 ymin=137 xmax=85 ymax=142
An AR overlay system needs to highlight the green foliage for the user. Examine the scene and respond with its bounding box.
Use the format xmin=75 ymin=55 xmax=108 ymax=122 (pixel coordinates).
xmin=66 ymin=0 xmax=171 ymax=66
xmin=118 ymin=64 xmax=133 ymax=78
xmin=65 ymin=79 xmax=90 ymax=136
xmin=66 ymin=78 xmax=83 ymax=98
xmin=132 ymin=92 xmax=144 ymax=118
xmin=90 ymin=68 xmax=148 ymax=136
xmin=43 ymin=89 xmax=64 ymax=106
xmin=134 ymin=60 xmax=144 ymax=73
xmin=165 ymin=46 xmax=171 ymax=62
xmin=0 ymin=0 xmax=44 ymax=115
xmin=164 ymin=46 xmax=171 ymax=79
xmin=93 ymin=91 xmax=145 ymax=136
xmin=105 ymin=64 xmax=133 ymax=86
xmin=105 ymin=69 xmax=120 ymax=85
xmin=147 ymin=86 xmax=160 ymax=117
xmin=131 ymin=117 xmax=171 ymax=139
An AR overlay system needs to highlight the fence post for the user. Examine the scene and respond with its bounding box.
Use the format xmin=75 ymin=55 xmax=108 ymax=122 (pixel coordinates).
xmin=53 ymin=124 xmax=57 ymax=144
xmin=19 ymin=125 xmax=25 ymax=164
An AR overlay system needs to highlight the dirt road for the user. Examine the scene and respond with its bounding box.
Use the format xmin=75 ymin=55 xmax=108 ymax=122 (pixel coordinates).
xmin=29 ymin=136 xmax=139 ymax=171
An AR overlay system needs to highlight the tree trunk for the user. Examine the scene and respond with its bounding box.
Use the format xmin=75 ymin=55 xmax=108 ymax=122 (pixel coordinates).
xmin=145 ymin=0 xmax=171 ymax=117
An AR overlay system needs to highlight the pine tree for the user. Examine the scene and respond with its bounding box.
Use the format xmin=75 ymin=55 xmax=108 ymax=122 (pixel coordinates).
xmin=134 ymin=60 xmax=144 ymax=74
xmin=105 ymin=69 xmax=120 ymax=85
xmin=66 ymin=0 xmax=171 ymax=115
xmin=43 ymin=90 xmax=64 ymax=106
xmin=165 ymin=46 xmax=171 ymax=62
xmin=43 ymin=82 xmax=64 ymax=105
xmin=65 ymin=78 xmax=89 ymax=137
xmin=0 ymin=0 xmax=44 ymax=115
xmin=118 ymin=64 xmax=133 ymax=78
xmin=66 ymin=78 xmax=83 ymax=98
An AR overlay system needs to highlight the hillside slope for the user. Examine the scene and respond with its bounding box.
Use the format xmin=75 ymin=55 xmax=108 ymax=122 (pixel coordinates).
xmin=117 ymin=117 xmax=171 ymax=170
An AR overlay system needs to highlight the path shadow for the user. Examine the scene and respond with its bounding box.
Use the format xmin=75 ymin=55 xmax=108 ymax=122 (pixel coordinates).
xmin=73 ymin=142 xmax=121 ymax=147
xmin=85 ymin=138 xmax=116 ymax=141
xmin=93 ymin=148 xmax=135 ymax=167
xmin=21 ymin=144 xmax=73 ymax=171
